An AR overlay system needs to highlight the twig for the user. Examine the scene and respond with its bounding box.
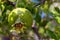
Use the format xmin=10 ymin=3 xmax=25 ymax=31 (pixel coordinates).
xmin=33 ymin=0 xmax=46 ymax=7
xmin=32 ymin=20 xmax=42 ymax=40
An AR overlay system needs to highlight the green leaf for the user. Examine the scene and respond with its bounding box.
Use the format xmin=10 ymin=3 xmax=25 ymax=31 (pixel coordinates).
xmin=9 ymin=0 xmax=17 ymax=2
xmin=46 ymin=29 xmax=58 ymax=40
xmin=55 ymin=7 xmax=60 ymax=13
xmin=35 ymin=13 xmax=41 ymax=24
xmin=49 ymin=2 xmax=60 ymax=15
xmin=55 ymin=16 xmax=60 ymax=24
xmin=16 ymin=0 xmax=26 ymax=8
xmin=40 ymin=1 xmax=49 ymax=13
xmin=38 ymin=27 xmax=44 ymax=34
xmin=55 ymin=26 xmax=60 ymax=39
xmin=0 ymin=16 xmax=3 ymax=23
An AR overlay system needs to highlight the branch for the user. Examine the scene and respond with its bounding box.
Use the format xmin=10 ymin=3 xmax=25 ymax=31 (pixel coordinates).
xmin=33 ymin=0 xmax=46 ymax=7
xmin=7 ymin=0 xmax=16 ymax=6
xmin=32 ymin=20 xmax=42 ymax=40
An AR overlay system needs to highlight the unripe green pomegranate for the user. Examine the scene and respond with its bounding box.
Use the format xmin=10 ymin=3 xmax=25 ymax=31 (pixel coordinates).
xmin=8 ymin=8 xmax=33 ymax=27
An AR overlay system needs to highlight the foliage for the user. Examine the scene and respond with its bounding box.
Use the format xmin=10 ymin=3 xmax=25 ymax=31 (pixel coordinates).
xmin=0 ymin=0 xmax=60 ymax=40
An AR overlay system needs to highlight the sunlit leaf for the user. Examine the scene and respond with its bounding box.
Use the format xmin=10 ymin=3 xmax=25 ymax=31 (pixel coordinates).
xmin=9 ymin=0 xmax=17 ymax=2
xmin=49 ymin=2 xmax=60 ymax=15
xmin=55 ymin=16 xmax=60 ymax=24
xmin=38 ymin=27 xmax=44 ymax=34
